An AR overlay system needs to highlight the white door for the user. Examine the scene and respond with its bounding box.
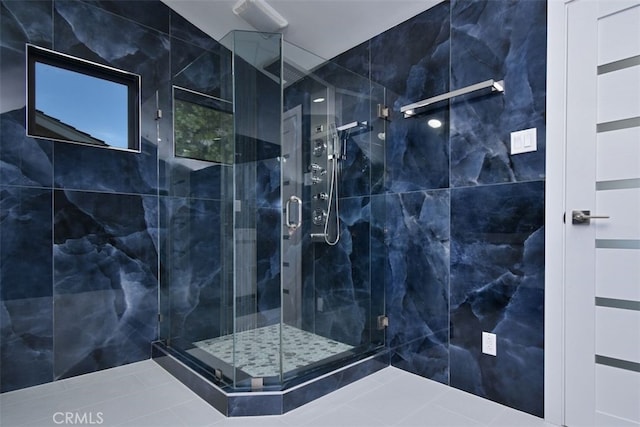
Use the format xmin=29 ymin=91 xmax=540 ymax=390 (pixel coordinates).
xmin=565 ymin=1 xmax=640 ymax=425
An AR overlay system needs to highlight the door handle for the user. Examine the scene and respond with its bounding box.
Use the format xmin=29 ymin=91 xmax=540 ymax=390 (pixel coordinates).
xmin=571 ymin=210 xmax=610 ymax=225
xmin=286 ymin=195 xmax=302 ymax=233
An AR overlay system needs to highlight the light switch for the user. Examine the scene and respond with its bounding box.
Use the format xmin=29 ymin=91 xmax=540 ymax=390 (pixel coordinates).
xmin=510 ymin=128 xmax=537 ymax=155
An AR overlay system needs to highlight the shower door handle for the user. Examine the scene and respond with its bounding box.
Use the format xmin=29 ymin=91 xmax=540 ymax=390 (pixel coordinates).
xmin=286 ymin=195 xmax=302 ymax=233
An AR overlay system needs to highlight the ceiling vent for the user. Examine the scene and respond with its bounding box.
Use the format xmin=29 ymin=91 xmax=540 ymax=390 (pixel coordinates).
xmin=232 ymin=0 xmax=288 ymax=33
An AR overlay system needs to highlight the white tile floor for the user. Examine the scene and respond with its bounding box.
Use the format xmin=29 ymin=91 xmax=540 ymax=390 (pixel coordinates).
xmin=0 ymin=360 xmax=557 ymax=427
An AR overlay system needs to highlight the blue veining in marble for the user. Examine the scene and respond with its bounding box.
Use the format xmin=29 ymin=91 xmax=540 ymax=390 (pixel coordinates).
xmin=332 ymin=40 xmax=370 ymax=82
xmin=53 ymin=189 xmax=158 ymax=379
xmin=159 ymin=196 xmax=224 ymax=343
xmin=450 ymin=0 xmax=546 ymax=186
xmin=0 ymin=0 xmax=52 ymax=113
xmin=79 ymin=0 xmax=171 ymax=34
xmin=53 ymin=138 xmax=158 ymax=195
xmin=1 ymin=186 xmax=52 ymax=300
xmin=0 ymin=1 xmax=54 ymax=185
xmin=370 ymin=1 xmax=450 ymax=104
xmin=170 ymin=10 xmax=219 ymax=52
xmin=312 ymin=196 xmax=370 ymax=346
xmin=384 ymin=190 xmax=450 ymax=348
xmin=390 ymin=333 xmax=448 ymax=385
xmin=54 ymin=1 xmax=170 ymax=100
xmin=0 ymin=109 xmax=53 ymax=187
xmin=0 ymin=297 xmax=54 ymax=392
xmin=171 ymin=37 xmax=231 ymax=100
xmin=367 ymin=1 xmax=451 ymax=192
xmin=450 ymin=181 xmax=544 ymax=416
xmin=50 ymin=1 xmax=168 ymax=195
xmin=385 ymin=100 xmax=450 ymax=192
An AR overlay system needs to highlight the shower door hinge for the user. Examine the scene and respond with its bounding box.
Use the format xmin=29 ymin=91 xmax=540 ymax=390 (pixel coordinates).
xmin=158 ymin=313 xmax=163 ymax=323
xmin=251 ymin=377 xmax=264 ymax=391
xmin=155 ymin=109 xmax=162 ymax=120
xmin=377 ymin=104 xmax=391 ymax=121
xmin=377 ymin=315 xmax=389 ymax=330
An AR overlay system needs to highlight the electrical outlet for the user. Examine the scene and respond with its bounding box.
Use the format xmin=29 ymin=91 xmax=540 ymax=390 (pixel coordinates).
xmin=482 ymin=331 xmax=497 ymax=356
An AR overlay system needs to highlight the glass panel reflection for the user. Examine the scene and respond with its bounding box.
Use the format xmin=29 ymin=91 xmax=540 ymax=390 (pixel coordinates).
xmin=173 ymin=87 xmax=234 ymax=164
xmin=35 ymin=63 xmax=129 ymax=148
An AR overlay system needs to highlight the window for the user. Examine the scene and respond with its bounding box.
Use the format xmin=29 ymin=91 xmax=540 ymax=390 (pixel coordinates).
xmin=26 ymin=44 xmax=140 ymax=151
xmin=173 ymin=86 xmax=233 ymax=164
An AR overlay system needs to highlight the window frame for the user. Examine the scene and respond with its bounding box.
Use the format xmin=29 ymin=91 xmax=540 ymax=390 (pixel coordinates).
xmin=26 ymin=44 xmax=141 ymax=152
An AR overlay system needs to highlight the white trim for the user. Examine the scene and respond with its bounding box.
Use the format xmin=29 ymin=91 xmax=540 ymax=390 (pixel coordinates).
xmin=545 ymin=0 xmax=570 ymax=425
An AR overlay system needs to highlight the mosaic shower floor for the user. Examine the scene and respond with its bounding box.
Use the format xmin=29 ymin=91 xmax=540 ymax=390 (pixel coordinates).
xmin=193 ymin=324 xmax=353 ymax=378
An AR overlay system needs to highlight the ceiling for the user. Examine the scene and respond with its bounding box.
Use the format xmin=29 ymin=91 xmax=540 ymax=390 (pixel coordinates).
xmin=161 ymin=0 xmax=442 ymax=61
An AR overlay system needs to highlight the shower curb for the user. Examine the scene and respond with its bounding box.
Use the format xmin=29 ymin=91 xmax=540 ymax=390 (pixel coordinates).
xmin=152 ymin=342 xmax=387 ymax=416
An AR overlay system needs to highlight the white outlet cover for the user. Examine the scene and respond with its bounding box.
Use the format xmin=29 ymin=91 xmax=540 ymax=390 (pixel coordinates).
xmin=482 ymin=331 xmax=497 ymax=356
xmin=510 ymin=128 xmax=537 ymax=155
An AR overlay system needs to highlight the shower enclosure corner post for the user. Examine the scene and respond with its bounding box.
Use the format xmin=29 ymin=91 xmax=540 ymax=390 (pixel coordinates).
xmin=223 ymin=30 xmax=285 ymax=388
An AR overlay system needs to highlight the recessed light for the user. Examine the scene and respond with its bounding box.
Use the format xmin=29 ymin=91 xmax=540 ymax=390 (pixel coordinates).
xmin=428 ymin=119 xmax=442 ymax=128
xmin=313 ymin=97 xmax=325 ymax=103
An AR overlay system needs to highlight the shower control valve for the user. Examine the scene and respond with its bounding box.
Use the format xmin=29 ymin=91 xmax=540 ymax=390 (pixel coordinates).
xmin=312 ymin=209 xmax=327 ymax=226
xmin=308 ymin=163 xmax=326 ymax=175
xmin=313 ymin=192 xmax=328 ymax=201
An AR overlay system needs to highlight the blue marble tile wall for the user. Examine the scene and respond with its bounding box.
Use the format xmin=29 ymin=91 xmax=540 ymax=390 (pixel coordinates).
xmin=0 ymin=0 xmax=230 ymax=392
xmin=333 ymin=0 xmax=546 ymax=417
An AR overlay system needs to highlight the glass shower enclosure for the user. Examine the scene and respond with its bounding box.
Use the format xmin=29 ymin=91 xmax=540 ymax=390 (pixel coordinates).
xmin=159 ymin=30 xmax=387 ymax=394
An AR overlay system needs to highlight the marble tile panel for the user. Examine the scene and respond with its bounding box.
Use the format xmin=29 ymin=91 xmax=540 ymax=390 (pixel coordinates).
xmin=389 ymin=334 xmax=449 ymax=385
xmin=0 ymin=1 xmax=54 ymax=186
xmin=51 ymin=1 xmax=169 ymax=194
xmin=0 ymin=0 xmax=52 ymax=114
xmin=52 ymin=190 xmax=158 ymax=378
xmin=171 ymin=37 xmax=231 ymax=100
xmin=384 ymin=96 xmax=450 ymax=192
xmin=370 ymin=1 xmax=450 ymax=103
xmin=78 ymin=0 xmax=170 ymax=34
xmin=1 ymin=1 xmax=51 ymax=113
xmin=450 ymin=0 xmax=547 ymax=186
xmin=384 ymin=190 xmax=450 ymax=348
xmin=53 ymin=138 xmax=158 ymax=195
xmin=159 ymin=196 xmax=224 ymax=342
xmin=0 ymin=109 xmax=53 ymax=187
xmin=0 ymin=296 xmax=53 ymax=392
xmin=53 ymin=288 xmax=156 ymax=380
xmin=1 ymin=186 xmax=52 ymax=300
xmin=54 ymin=0 xmax=170 ymax=102
xmin=170 ymin=10 xmax=220 ymax=51
xmin=332 ymin=40 xmax=370 ymax=81
xmin=450 ymin=181 xmax=544 ymax=417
